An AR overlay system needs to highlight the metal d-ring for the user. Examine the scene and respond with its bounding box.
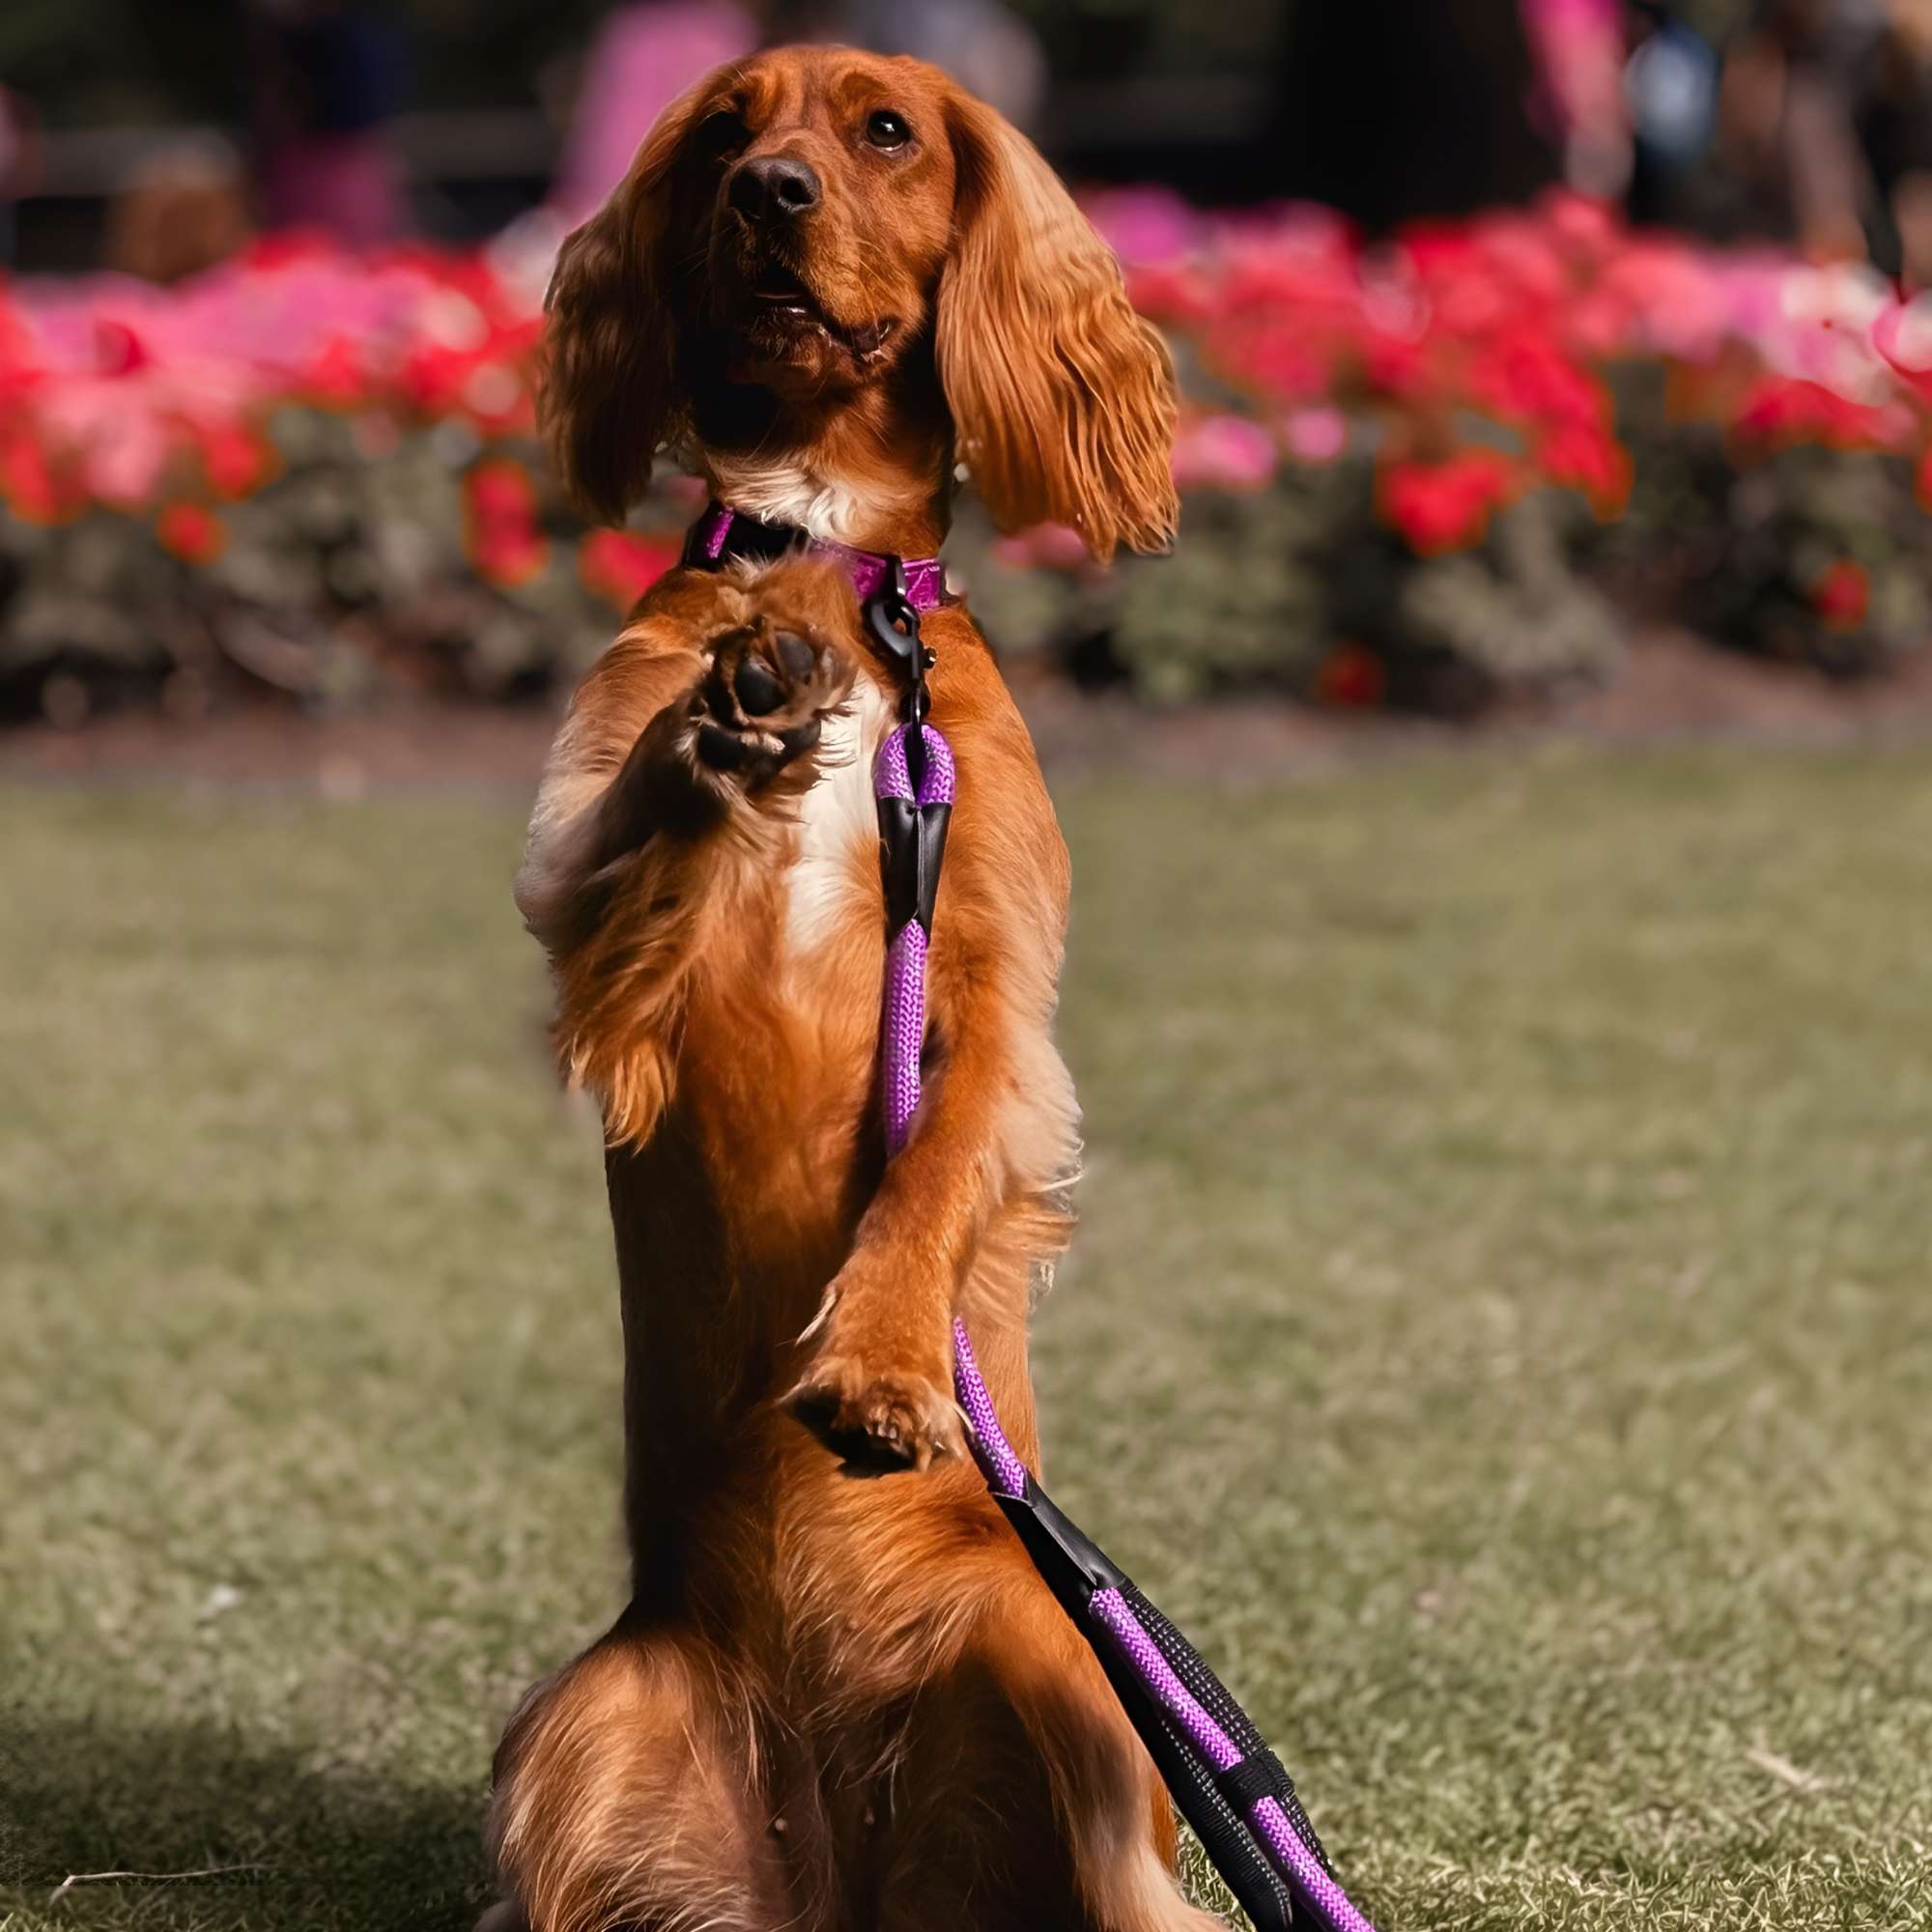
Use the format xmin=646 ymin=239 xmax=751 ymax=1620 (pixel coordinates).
xmin=864 ymin=557 xmax=934 ymax=792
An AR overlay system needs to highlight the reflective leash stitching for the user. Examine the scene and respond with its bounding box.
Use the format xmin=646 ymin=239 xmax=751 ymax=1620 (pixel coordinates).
xmin=867 ymin=573 xmax=1379 ymax=1932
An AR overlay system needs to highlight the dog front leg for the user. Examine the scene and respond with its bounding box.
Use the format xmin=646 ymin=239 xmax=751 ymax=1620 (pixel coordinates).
xmin=785 ymin=998 xmax=1016 ymax=1469
xmin=526 ymin=604 xmax=854 ymax=1149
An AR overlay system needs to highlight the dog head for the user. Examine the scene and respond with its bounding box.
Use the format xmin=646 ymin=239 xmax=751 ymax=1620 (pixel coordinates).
xmin=543 ymin=44 xmax=1177 ymax=559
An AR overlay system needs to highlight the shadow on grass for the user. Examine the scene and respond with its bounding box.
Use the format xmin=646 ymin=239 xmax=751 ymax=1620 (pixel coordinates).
xmin=0 ymin=1711 xmax=491 ymax=1931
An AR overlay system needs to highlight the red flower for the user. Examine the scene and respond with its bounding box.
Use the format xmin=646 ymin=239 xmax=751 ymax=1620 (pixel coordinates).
xmin=0 ymin=432 xmax=77 ymax=526
xmin=1731 ymin=378 xmax=1889 ymax=451
xmin=1312 ymin=642 xmax=1388 ymax=708
xmin=242 ymin=231 xmax=332 ymax=272
xmin=579 ymin=529 xmax=679 ymax=611
xmin=1535 ymin=419 xmax=1632 ymax=518
xmin=1358 ymin=327 xmax=1437 ymax=402
xmin=400 ymin=340 xmax=473 ymax=421
xmin=1378 ymin=449 xmax=1516 ymax=556
xmin=156 ymin=502 xmax=225 ymax=566
xmin=196 ymin=419 xmax=276 ymax=498
xmin=302 ymin=336 xmax=366 ymax=410
xmin=463 ymin=457 xmax=547 ymax=589
xmin=1468 ymin=326 xmax=1604 ymax=434
xmin=1809 ymin=559 xmax=1870 ymax=631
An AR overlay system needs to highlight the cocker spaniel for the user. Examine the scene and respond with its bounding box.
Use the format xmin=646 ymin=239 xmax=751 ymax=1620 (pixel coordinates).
xmin=487 ymin=43 xmax=1193 ymax=1932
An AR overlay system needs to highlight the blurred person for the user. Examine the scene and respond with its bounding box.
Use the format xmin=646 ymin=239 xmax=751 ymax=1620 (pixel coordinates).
xmin=1624 ymin=3 xmax=1723 ymax=223
xmin=1725 ymin=0 xmax=1932 ymax=279
xmin=1716 ymin=0 xmax=1875 ymax=255
xmin=1853 ymin=0 xmax=1932 ymax=280
xmin=250 ymin=0 xmax=412 ymax=244
xmin=105 ymin=135 xmax=253 ymax=283
xmin=552 ymin=2 xmax=760 ymax=221
xmin=1524 ymin=0 xmax=1635 ymax=196
xmin=0 ymin=85 xmax=40 ymax=268
xmin=1696 ymin=0 xmax=1932 ymax=271
xmin=549 ymin=0 xmax=1043 ymax=224
xmin=773 ymin=0 xmax=1045 ymax=130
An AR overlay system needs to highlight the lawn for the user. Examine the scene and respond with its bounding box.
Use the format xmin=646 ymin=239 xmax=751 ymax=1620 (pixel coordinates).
xmin=4 ymin=745 xmax=1929 ymax=1931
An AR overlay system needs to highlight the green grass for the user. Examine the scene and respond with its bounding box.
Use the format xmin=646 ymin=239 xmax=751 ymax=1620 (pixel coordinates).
xmin=4 ymin=745 xmax=1930 ymax=1931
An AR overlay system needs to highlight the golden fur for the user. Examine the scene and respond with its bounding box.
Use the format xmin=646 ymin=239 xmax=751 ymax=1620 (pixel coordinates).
xmin=488 ymin=45 xmax=1196 ymax=1932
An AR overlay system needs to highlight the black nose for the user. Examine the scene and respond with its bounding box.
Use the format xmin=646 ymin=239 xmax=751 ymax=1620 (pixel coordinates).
xmin=728 ymin=155 xmax=821 ymax=222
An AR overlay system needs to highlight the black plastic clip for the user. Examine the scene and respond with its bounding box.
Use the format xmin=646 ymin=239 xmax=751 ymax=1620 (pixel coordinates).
xmin=864 ymin=557 xmax=934 ymax=791
xmin=993 ymin=1474 xmax=1132 ymax=1624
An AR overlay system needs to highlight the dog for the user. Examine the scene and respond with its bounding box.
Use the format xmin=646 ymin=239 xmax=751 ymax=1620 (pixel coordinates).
xmin=487 ymin=44 xmax=1193 ymax=1932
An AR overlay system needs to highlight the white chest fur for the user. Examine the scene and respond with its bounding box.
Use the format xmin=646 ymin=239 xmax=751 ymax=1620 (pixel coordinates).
xmin=707 ymin=457 xmax=870 ymax=545
xmin=786 ymin=676 xmax=895 ymax=955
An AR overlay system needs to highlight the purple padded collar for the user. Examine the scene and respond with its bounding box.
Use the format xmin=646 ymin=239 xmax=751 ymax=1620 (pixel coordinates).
xmin=684 ymin=500 xmax=950 ymax=612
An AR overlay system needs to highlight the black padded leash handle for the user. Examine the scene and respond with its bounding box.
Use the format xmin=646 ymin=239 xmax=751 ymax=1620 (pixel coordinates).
xmin=1122 ymin=1582 xmax=1337 ymax=1882
xmin=992 ymin=1474 xmax=1332 ymax=1931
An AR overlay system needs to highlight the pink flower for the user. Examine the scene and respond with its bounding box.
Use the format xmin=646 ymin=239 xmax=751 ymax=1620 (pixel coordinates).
xmin=1085 ymin=187 xmax=1206 ymax=269
xmin=92 ymin=316 xmax=153 ymax=377
xmin=1872 ymin=295 xmax=1932 ymax=401
xmin=1284 ymin=407 xmax=1349 ymax=463
xmin=1170 ymin=413 xmax=1277 ymax=492
xmin=992 ymin=524 xmax=1092 ymax=573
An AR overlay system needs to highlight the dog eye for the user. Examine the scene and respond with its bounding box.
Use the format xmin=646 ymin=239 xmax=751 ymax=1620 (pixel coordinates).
xmin=697 ymin=110 xmax=748 ymax=159
xmin=864 ymin=110 xmax=911 ymax=152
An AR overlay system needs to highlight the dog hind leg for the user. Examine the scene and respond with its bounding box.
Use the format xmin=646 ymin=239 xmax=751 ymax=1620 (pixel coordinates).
xmin=873 ymin=1574 xmax=1221 ymax=1932
xmin=488 ymin=1623 xmax=793 ymax=1932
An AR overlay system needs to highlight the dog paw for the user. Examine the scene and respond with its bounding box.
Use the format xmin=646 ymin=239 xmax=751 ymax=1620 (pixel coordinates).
xmin=785 ymin=1350 xmax=964 ymax=1474
xmin=691 ymin=617 xmax=854 ymax=789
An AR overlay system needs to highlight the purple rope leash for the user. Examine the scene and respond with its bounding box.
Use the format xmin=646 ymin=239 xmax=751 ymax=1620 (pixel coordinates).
xmin=870 ymin=716 xmax=1378 ymax=1932
xmin=871 ymin=718 xmax=1032 ymax=1501
xmin=872 ymin=720 xmax=1029 ymax=1499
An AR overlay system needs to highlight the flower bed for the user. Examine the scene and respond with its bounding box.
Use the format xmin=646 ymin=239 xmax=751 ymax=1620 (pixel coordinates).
xmin=4 ymin=194 xmax=1932 ymax=723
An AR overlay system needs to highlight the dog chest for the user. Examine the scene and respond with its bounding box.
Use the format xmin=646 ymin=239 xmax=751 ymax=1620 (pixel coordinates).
xmin=786 ymin=676 xmax=895 ymax=954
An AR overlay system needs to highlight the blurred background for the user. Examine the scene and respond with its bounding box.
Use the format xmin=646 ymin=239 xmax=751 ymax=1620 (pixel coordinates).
xmin=6 ymin=8 xmax=1932 ymax=1932
xmin=10 ymin=0 xmax=1932 ymax=737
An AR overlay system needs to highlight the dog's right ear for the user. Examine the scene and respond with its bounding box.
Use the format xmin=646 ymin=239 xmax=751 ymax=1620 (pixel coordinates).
xmin=936 ymin=90 xmax=1178 ymax=562
xmin=542 ymin=85 xmax=709 ymax=526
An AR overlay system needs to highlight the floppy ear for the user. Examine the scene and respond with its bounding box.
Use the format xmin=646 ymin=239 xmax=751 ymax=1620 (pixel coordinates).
xmin=542 ymin=85 xmax=709 ymax=525
xmin=936 ymin=93 xmax=1179 ymax=560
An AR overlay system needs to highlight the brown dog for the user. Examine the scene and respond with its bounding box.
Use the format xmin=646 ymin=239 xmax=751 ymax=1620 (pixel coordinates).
xmin=488 ymin=45 xmax=1194 ymax=1932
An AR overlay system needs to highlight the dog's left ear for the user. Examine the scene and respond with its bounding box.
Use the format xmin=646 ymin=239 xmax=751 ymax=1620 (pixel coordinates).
xmin=936 ymin=93 xmax=1178 ymax=561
